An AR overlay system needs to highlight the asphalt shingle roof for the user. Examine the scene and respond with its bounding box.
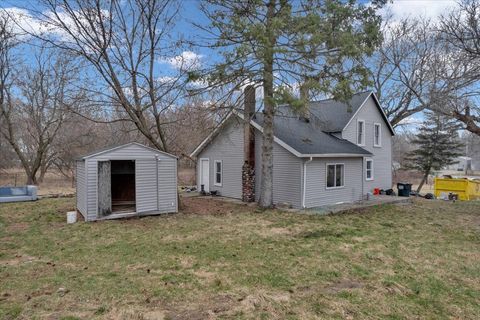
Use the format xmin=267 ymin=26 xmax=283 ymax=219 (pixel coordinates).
xmin=192 ymin=91 xmax=390 ymax=158
xmin=308 ymin=91 xmax=372 ymax=132
xmin=253 ymin=113 xmax=371 ymax=156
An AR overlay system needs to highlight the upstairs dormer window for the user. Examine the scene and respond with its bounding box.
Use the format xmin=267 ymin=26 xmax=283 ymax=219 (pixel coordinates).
xmin=374 ymin=123 xmax=381 ymax=147
xmin=357 ymin=120 xmax=365 ymax=146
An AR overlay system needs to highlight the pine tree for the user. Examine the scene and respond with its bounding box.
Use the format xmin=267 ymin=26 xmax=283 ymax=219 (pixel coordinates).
xmin=198 ymin=0 xmax=386 ymax=208
xmin=405 ymin=111 xmax=463 ymax=193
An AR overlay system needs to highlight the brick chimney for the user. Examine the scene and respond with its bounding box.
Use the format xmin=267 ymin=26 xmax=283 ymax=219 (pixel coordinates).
xmin=242 ymin=85 xmax=255 ymax=202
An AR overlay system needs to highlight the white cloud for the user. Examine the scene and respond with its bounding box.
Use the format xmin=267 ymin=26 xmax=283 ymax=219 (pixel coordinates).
xmin=160 ymin=51 xmax=203 ymax=71
xmin=1 ymin=6 xmax=111 ymax=44
xmin=0 ymin=7 xmax=48 ymax=38
xmin=380 ymin=0 xmax=458 ymax=21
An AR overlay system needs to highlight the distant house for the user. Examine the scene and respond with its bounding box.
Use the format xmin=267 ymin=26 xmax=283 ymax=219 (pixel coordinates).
xmin=191 ymin=91 xmax=395 ymax=209
xmin=76 ymin=143 xmax=178 ymax=221
xmin=446 ymin=156 xmax=473 ymax=172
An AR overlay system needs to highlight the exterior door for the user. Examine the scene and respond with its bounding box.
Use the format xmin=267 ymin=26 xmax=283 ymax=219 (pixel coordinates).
xmin=200 ymin=158 xmax=210 ymax=192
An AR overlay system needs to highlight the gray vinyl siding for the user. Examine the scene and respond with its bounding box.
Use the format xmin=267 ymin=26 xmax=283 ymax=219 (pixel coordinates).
xmin=304 ymin=157 xmax=363 ymax=208
xmin=196 ymin=117 xmax=244 ymax=198
xmin=157 ymin=157 xmax=178 ymax=213
xmin=82 ymin=143 xmax=177 ymax=221
xmin=86 ymin=159 xmax=98 ymax=221
xmin=342 ymin=96 xmax=393 ymax=193
xmin=255 ymin=130 xmax=303 ymax=208
xmin=136 ymin=159 xmax=158 ymax=213
xmin=196 ymin=116 xmax=303 ymax=207
xmin=75 ymin=160 xmax=86 ymax=217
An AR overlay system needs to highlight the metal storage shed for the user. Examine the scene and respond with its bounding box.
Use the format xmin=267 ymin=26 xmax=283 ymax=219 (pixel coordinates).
xmin=76 ymin=142 xmax=178 ymax=221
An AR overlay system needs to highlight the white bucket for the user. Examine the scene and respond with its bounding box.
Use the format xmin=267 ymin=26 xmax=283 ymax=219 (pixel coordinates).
xmin=67 ymin=211 xmax=77 ymax=224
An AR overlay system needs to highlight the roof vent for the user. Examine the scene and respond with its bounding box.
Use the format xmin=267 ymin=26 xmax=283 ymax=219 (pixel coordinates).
xmin=299 ymin=116 xmax=310 ymax=123
xmin=301 ymin=137 xmax=312 ymax=144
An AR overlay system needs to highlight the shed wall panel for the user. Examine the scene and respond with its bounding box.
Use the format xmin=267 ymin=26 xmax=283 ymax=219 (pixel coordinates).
xmin=136 ymin=159 xmax=158 ymax=213
xmin=75 ymin=160 xmax=87 ymax=217
xmin=157 ymin=157 xmax=178 ymax=213
xmin=86 ymin=159 xmax=98 ymax=221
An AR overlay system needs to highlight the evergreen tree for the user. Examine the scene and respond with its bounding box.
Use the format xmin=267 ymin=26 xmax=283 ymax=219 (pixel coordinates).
xmin=406 ymin=111 xmax=463 ymax=193
xmin=198 ymin=0 xmax=385 ymax=208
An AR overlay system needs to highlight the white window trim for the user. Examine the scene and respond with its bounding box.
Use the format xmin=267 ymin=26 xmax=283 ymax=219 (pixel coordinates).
xmin=365 ymin=158 xmax=374 ymax=181
xmin=214 ymin=160 xmax=223 ymax=186
xmin=326 ymin=163 xmax=345 ymax=189
xmin=357 ymin=120 xmax=365 ymax=146
xmin=373 ymin=123 xmax=382 ymax=147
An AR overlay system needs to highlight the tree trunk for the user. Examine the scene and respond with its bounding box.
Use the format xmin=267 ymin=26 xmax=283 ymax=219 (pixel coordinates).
xmin=38 ymin=164 xmax=47 ymax=184
xmin=258 ymin=0 xmax=276 ymax=208
xmin=416 ymin=172 xmax=429 ymax=193
xmin=26 ymin=173 xmax=37 ymax=186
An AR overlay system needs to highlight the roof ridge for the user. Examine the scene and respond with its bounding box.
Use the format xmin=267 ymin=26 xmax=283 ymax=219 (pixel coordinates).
xmin=308 ymin=90 xmax=372 ymax=104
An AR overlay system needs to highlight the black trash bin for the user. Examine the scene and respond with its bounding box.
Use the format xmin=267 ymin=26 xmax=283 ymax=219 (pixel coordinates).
xmin=397 ymin=183 xmax=412 ymax=197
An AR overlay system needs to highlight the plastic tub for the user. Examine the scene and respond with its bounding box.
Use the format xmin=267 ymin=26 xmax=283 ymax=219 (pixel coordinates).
xmin=67 ymin=211 xmax=77 ymax=224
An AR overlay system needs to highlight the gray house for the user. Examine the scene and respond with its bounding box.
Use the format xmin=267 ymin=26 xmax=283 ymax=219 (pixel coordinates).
xmin=76 ymin=142 xmax=178 ymax=221
xmin=191 ymin=91 xmax=394 ymax=209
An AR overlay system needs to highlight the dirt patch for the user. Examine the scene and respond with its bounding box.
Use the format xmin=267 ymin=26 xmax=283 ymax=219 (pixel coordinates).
xmin=255 ymin=226 xmax=293 ymax=238
xmin=6 ymin=222 xmax=29 ymax=233
xmin=180 ymin=197 xmax=254 ymax=215
xmin=163 ymin=294 xmax=235 ymax=320
xmin=178 ymin=167 xmax=195 ymax=186
xmin=323 ymin=279 xmax=364 ymax=294
xmin=104 ymin=307 xmax=167 ymax=320
xmin=0 ymin=254 xmax=39 ymax=266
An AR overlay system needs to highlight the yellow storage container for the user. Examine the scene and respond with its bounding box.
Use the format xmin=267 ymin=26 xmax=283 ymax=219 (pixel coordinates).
xmin=434 ymin=177 xmax=480 ymax=201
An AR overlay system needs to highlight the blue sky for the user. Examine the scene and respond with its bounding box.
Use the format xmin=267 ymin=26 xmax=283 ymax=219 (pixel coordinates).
xmin=0 ymin=0 xmax=460 ymax=129
xmin=0 ymin=0 xmax=459 ymax=75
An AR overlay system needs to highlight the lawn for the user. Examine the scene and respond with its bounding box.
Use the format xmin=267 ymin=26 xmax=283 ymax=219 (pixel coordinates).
xmin=0 ymin=197 xmax=479 ymax=319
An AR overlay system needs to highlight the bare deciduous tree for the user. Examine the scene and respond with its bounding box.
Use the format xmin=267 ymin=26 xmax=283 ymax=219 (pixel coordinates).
xmin=26 ymin=0 xmax=190 ymax=152
xmin=438 ymin=0 xmax=480 ymax=135
xmin=0 ymin=43 xmax=79 ymax=185
xmin=370 ymin=19 xmax=437 ymax=127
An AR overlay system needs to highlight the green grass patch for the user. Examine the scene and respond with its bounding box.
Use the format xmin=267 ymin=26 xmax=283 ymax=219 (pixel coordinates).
xmin=0 ymin=198 xmax=479 ymax=319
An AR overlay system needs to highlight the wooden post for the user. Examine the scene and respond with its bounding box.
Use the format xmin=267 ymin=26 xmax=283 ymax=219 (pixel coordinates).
xmin=98 ymin=161 xmax=112 ymax=216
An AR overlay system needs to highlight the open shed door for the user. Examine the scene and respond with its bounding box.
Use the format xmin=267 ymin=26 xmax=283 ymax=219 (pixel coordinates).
xmin=135 ymin=159 xmax=158 ymax=213
xmin=98 ymin=160 xmax=112 ymax=216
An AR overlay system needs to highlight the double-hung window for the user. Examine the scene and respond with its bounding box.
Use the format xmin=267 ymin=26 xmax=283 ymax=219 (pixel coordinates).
xmin=326 ymin=163 xmax=344 ymax=189
xmin=357 ymin=120 xmax=365 ymax=145
xmin=214 ymin=160 xmax=222 ymax=186
xmin=366 ymin=158 xmax=374 ymax=181
xmin=374 ymin=123 xmax=381 ymax=147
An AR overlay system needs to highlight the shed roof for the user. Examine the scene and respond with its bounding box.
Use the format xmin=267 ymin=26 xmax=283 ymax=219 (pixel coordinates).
xmin=77 ymin=142 xmax=177 ymax=160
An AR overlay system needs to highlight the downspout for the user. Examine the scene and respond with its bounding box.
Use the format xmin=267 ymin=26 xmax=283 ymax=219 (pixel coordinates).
xmin=302 ymin=157 xmax=313 ymax=208
xmin=362 ymin=157 xmax=364 ymax=200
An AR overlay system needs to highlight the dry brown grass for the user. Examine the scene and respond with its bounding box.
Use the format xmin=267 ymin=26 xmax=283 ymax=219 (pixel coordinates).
xmin=178 ymin=167 xmax=195 ymax=186
xmin=0 ymin=168 xmax=74 ymax=196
